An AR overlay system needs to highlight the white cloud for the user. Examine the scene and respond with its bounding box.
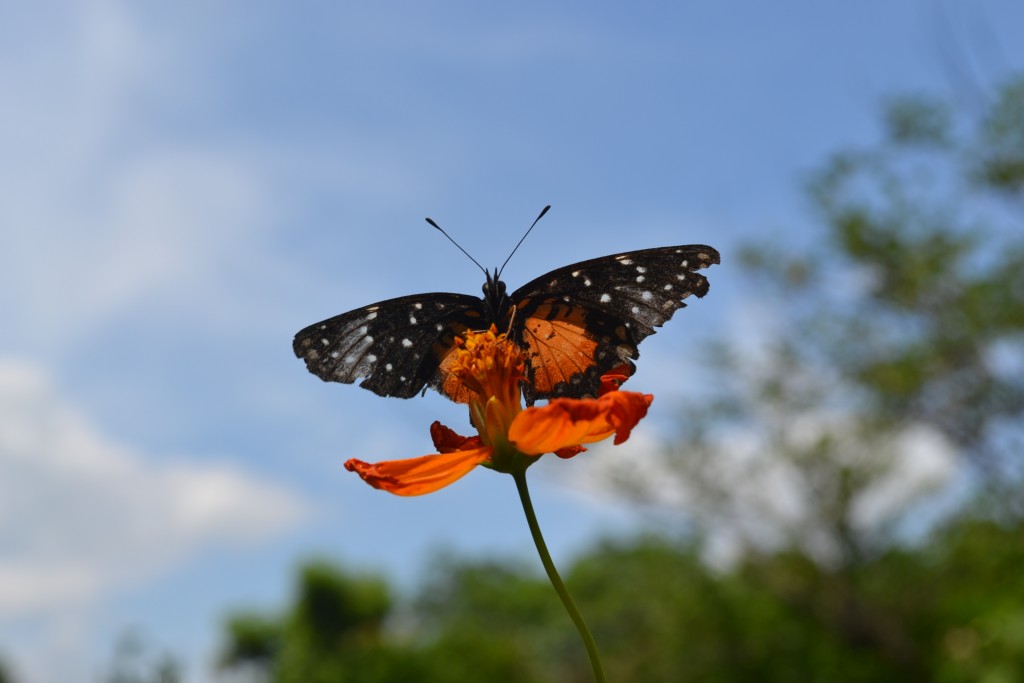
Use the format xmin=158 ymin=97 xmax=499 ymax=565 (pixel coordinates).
xmin=0 ymin=1 xmax=441 ymax=362
xmin=0 ymin=357 xmax=309 ymax=617
xmin=851 ymin=424 xmax=960 ymax=530
xmin=576 ymin=410 xmax=961 ymax=569
xmin=0 ymin=2 xmax=313 ymax=360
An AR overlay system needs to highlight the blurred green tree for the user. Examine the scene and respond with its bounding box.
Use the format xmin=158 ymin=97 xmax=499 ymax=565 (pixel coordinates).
xmin=99 ymin=631 xmax=181 ymax=683
xmin=219 ymin=559 xmax=426 ymax=683
xmin=220 ymin=557 xmax=541 ymax=683
xmin=599 ymin=74 xmax=1024 ymax=679
xmin=221 ymin=519 xmax=1024 ymax=682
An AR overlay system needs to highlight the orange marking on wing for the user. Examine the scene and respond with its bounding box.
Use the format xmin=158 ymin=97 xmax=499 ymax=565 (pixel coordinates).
xmin=433 ymin=330 xmax=475 ymax=404
xmin=521 ymin=303 xmax=600 ymax=396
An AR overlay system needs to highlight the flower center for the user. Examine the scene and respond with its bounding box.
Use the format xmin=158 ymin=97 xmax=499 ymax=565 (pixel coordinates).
xmin=451 ymin=326 xmax=527 ymax=464
xmin=452 ymin=326 xmax=524 ymax=400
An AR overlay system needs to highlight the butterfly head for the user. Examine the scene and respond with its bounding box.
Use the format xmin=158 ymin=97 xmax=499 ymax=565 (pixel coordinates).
xmin=482 ymin=269 xmax=509 ymax=321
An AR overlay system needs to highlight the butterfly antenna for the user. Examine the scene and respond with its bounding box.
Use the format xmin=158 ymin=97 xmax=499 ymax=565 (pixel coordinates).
xmin=498 ymin=205 xmax=550 ymax=278
xmin=425 ymin=216 xmax=487 ymax=276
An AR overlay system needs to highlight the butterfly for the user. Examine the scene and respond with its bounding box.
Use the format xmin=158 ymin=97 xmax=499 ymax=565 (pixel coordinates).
xmin=293 ymin=230 xmax=720 ymax=405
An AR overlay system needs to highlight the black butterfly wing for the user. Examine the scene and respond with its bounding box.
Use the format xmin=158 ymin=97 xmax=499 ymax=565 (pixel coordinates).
xmin=508 ymin=244 xmax=720 ymax=404
xmin=293 ymin=292 xmax=489 ymax=399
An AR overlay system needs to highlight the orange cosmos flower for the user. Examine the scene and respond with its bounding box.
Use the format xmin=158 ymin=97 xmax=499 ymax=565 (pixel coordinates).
xmin=344 ymin=326 xmax=653 ymax=496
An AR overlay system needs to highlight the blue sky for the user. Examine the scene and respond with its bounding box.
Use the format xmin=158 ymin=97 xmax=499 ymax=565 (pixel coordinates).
xmin=2 ymin=2 xmax=1023 ymax=681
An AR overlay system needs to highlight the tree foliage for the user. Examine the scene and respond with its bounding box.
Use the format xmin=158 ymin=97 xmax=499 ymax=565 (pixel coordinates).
xmin=98 ymin=631 xmax=181 ymax=683
xmin=219 ymin=521 xmax=1024 ymax=682
xmin=605 ymin=73 xmax=1024 ymax=565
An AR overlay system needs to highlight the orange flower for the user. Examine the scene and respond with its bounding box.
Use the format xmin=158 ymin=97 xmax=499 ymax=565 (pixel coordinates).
xmin=344 ymin=327 xmax=653 ymax=496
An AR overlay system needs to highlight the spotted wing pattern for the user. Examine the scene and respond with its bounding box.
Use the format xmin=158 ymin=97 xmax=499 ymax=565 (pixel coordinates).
xmin=509 ymin=245 xmax=720 ymax=404
xmin=293 ymin=293 xmax=486 ymax=399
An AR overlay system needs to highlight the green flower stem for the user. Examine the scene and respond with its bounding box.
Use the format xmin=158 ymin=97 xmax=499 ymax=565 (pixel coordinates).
xmin=513 ymin=470 xmax=607 ymax=683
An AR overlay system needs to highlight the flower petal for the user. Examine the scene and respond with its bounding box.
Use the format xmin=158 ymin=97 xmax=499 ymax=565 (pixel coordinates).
xmin=599 ymin=365 xmax=633 ymax=395
xmin=508 ymin=390 xmax=653 ymax=455
xmin=344 ymin=446 xmax=492 ymax=496
xmin=430 ymin=420 xmax=483 ymax=453
xmin=554 ymin=445 xmax=587 ymax=459
xmin=601 ymin=390 xmax=654 ymax=444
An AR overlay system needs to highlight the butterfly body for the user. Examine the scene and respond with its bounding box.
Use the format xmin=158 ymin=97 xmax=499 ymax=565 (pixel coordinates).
xmin=481 ymin=270 xmax=511 ymax=324
xmin=294 ymin=244 xmax=720 ymax=404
